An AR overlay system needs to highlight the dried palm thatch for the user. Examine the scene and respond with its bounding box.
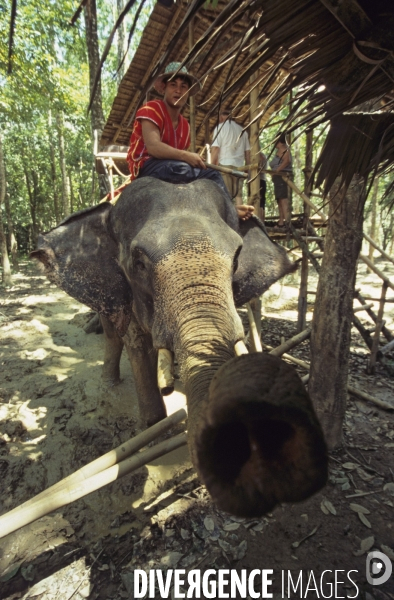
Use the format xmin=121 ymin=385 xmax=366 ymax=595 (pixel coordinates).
xmin=100 ymin=0 xmax=288 ymax=150
xmin=100 ymin=0 xmax=394 ymax=187
xmin=314 ymin=112 xmax=394 ymax=196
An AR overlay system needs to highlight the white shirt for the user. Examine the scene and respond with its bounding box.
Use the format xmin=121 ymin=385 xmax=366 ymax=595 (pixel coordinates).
xmin=211 ymin=120 xmax=250 ymax=167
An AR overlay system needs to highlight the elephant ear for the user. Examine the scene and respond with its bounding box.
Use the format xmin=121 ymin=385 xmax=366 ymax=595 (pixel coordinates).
xmin=233 ymin=216 xmax=297 ymax=307
xmin=31 ymin=203 xmax=132 ymax=336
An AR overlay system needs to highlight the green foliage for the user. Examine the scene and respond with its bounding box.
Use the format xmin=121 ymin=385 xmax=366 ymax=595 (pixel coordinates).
xmin=0 ymin=0 xmax=154 ymax=252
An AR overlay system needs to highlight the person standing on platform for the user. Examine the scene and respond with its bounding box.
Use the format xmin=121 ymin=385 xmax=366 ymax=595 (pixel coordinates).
xmin=210 ymin=110 xmax=251 ymax=206
xmin=258 ymin=150 xmax=267 ymax=222
xmin=270 ymin=133 xmax=293 ymax=229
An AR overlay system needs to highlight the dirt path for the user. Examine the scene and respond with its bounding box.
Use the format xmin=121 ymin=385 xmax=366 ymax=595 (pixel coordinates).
xmin=0 ymin=261 xmax=393 ymax=600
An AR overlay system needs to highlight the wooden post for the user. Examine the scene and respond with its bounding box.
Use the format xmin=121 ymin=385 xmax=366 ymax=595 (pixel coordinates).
xmin=297 ymin=130 xmax=313 ymax=332
xmin=368 ymin=177 xmax=379 ymax=271
xmin=248 ymin=50 xmax=262 ymax=337
xmin=368 ymin=282 xmax=388 ymax=373
xmin=247 ymin=302 xmax=262 ymax=352
xmin=189 ymin=20 xmax=196 ymax=153
xmin=309 ymin=176 xmax=365 ymax=449
xmin=248 ymin=56 xmax=260 ymax=211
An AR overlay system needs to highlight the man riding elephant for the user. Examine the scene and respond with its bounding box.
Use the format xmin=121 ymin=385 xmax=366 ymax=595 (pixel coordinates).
xmin=127 ymin=62 xmax=254 ymax=220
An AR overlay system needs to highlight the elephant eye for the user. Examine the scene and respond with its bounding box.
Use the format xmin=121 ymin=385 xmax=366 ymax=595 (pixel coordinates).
xmin=134 ymin=259 xmax=146 ymax=271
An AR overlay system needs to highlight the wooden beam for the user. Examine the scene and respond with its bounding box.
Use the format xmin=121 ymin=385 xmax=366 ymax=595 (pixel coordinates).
xmin=189 ymin=19 xmax=196 ymax=153
xmin=297 ymin=130 xmax=313 ymax=332
xmin=112 ymin=3 xmax=184 ymax=143
xmin=248 ymin=45 xmax=260 ymax=211
xmin=354 ymin=290 xmax=393 ymax=342
xmin=368 ymin=282 xmax=388 ymax=373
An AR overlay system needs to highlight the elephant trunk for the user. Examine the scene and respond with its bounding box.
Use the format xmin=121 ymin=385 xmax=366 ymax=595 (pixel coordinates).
xmin=197 ymin=353 xmax=328 ymax=517
xmin=155 ymin=241 xmax=327 ymax=517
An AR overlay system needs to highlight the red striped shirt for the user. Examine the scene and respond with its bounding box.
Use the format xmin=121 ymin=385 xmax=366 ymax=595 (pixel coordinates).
xmin=127 ymin=99 xmax=190 ymax=179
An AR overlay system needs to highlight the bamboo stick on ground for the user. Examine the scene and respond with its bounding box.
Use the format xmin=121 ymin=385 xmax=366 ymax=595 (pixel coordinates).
xmin=265 ymin=344 xmax=393 ymax=411
xmin=381 ymin=338 xmax=394 ymax=355
xmin=0 ymin=432 xmax=188 ymax=540
xmin=4 ymin=408 xmax=187 ymax=518
xmin=347 ymin=386 xmax=393 ymax=411
xmin=269 ymin=327 xmax=311 ymax=357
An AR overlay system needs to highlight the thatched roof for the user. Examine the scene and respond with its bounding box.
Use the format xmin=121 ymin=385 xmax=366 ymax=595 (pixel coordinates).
xmin=314 ymin=112 xmax=394 ymax=195
xmin=101 ymin=0 xmax=394 ymax=183
xmin=100 ymin=0 xmax=288 ymax=149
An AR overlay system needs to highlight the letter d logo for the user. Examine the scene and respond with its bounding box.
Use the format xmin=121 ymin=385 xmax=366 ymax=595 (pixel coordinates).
xmin=366 ymin=551 xmax=392 ymax=586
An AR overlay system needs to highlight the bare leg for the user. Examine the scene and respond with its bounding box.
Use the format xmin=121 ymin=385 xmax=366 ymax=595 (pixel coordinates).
xmin=278 ymin=198 xmax=289 ymax=226
xmin=123 ymin=312 xmax=167 ymax=427
xmin=101 ymin=315 xmax=124 ymax=386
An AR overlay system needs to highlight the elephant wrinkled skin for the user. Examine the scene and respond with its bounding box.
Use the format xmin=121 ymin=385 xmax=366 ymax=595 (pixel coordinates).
xmin=32 ymin=177 xmax=327 ymax=516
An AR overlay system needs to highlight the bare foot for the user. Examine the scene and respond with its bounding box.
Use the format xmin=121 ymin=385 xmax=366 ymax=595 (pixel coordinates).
xmin=236 ymin=205 xmax=254 ymax=220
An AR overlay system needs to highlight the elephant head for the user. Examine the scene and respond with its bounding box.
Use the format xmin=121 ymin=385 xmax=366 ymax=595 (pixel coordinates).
xmin=32 ymin=177 xmax=327 ymax=517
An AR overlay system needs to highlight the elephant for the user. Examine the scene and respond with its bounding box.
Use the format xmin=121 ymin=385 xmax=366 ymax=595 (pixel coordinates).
xmin=31 ymin=177 xmax=327 ymax=517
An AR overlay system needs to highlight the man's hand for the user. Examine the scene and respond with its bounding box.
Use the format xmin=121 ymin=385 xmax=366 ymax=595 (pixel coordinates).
xmin=182 ymin=152 xmax=206 ymax=169
xmin=236 ymin=205 xmax=254 ymax=220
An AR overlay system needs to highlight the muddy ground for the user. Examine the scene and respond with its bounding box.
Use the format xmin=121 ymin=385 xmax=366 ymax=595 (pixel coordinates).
xmin=0 ymin=259 xmax=393 ymax=600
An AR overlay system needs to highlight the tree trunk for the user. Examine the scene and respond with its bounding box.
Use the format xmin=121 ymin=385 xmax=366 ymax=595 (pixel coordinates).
xmin=0 ymin=135 xmax=12 ymax=286
xmin=368 ymin=177 xmax=379 ymax=268
xmin=4 ymin=189 xmax=18 ymax=270
xmin=48 ymin=111 xmax=61 ymax=224
xmin=309 ymin=176 xmax=365 ymax=449
xmin=56 ymin=112 xmax=70 ymax=217
xmin=68 ymin=172 xmax=74 ymax=214
xmin=84 ymin=0 xmax=108 ymax=198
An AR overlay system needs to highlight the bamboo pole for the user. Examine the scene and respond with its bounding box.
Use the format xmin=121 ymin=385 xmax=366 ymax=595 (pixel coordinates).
xmin=248 ymin=45 xmax=260 ymax=212
xmin=298 ymin=130 xmax=313 ymax=332
xmin=3 ymin=408 xmax=187 ymax=519
xmin=352 ymin=314 xmax=373 ymax=351
xmin=359 ymin=255 xmax=394 ymax=292
xmin=247 ymin=302 xmax=262 ymax=352
xmin=368 ymin=282 xmax=388 ymax=373
xmin=354 ymin=290 xmax=393 ymax=342
xmin=269 ymin=328 xmax=311 ymax=357
xmin=206 ymin=162 xmax=246 ymax=178
xmin=363 ymin=231 xmax=394 ymax=266
xmin=381 ymin=338 xmax=394 ymax=355
xmin=250 ymin=296 xmax=262 ymax=347
xmin=353 ymin=303 xmax=374 ymax=313
xmin=347 ymin=386 xmax=393 ymax=411
xmin=277 ymin=175 xmax=394 ymax=285
xmin=189 ymin=20 xmax=196 ymax=153
xmin=265 ymin=344 xmax=393 ymax=411
xmin=0 ymin=433 xmax=187 ymax=540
